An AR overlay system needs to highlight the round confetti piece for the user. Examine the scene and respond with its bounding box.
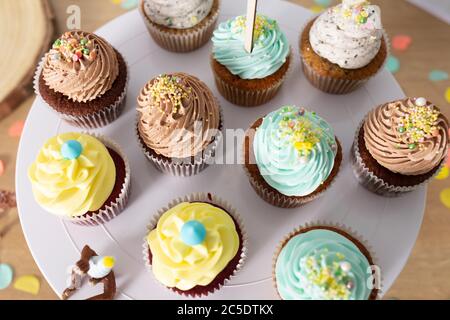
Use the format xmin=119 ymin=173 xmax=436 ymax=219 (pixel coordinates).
xmin=310 ymin=5 xmax=326 ymax=14
xmin=314 ymin=0 xmax=332 ymax=7
xmin=392 ymin=35 xmax=412 ymax=51
xmin=0 ymin=160 xmax=4 ymax=177
xmin=445 ymin=88 xmax=450 ymax=104
xmin=446 ymin=150 xmax=450 ymax=168
xmin=429 ymin=70 xmax=449 ymax=82
xmin=8 ymin=120 xmax=25 ymax=138
xmin=0 ymin=264 xmax=14 ymax=290
xmin=440 ymin=188 xmax=450 ymax=209
xmin=386 ymin=56 xmax=400 ymax=74
xmin=13 ymin=275 xmax=40 ymax=295
xmin=435 ymin=167 xmax=449 ymax=180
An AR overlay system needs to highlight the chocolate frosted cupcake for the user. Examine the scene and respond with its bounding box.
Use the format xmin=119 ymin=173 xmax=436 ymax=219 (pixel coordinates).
xmin=211 ymin=14 xmax=291 ymax=107
xmin=139 ymin=0 xmax=220 ymax=52
xmin=143 ymin=193 xmax=247 ymax=297
xmin=35 ymin=31 xmax=128 ymax=128
xmin=300 ymin=0 xmax=388 ymax=94
xmin=273 ymin=225 xmax=379 ymax=300
xmin=28 ymin=133 xmax=131 ymax=226
xmin=243 ymin=106 xmax=342 ymax=208
xmin=137 ymin=73 xmax=222 ymax=176
xmin=352 ymin=97 xmax=449 ymax=196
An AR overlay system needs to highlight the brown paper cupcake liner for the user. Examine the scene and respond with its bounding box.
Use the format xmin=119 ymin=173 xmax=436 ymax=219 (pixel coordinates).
xmin=272 ymin=221 xmax=383 ymax=300
xmin=34 ymin=54 xmax=129 ymax=129
xmin=212 ymin=51 xmax=293 ymax=107
xmin=351 ymin=119 xmax=445 ymax=197
xmin=242 ymin=126 xmax=342 ymax=208
xmin=65 ymin=134 xmax=131 ymax=226
xmin=136 ymin=104 xmax=224 ymax=177
xmin=142 ymin=192 xmax=248 ymax=298
xmin=299 ymin=17 xmax=390 ymax=95
xmin=139 ymin=0 xmax=220 ymax=53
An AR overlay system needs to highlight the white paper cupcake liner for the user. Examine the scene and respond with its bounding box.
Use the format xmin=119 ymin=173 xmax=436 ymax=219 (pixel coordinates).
xmin=34 ymin=52 xmax=129 ymax=129
xmin=142 ymin=193 xmax=248 ymax=298
xmin=299 ymin=17 xmax=390 ymax=95
xmin=242 ymin=123 xmax=342 ymax=208
xmin=351 ymin=119 xmax=445 ymax=197
xmin=68 ymin=134 xmax=131 ymax=226
xmin=212 ymin=50 xmax=294 ymax=107
xmin=139 ymin=0 xmax=220 ymax=53
xmin=272 ymin=221 xmax=383 ymax=300
xmin=136 ymin=104 xmax=224 ymax=177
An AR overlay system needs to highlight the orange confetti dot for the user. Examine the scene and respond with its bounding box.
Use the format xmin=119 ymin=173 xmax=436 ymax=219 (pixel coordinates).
xmin=392 ymin=35 xmax=412 ymax=51
xmin=440 ymin=188 xmax=450 ymax=209
xmin=8 ymin=120 xmax=25 ymax=138
xmin=0 ymin=160 xmax=4 ymax=176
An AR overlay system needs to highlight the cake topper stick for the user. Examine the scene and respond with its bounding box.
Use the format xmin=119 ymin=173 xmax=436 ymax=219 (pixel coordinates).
xmin=244 ymin=0 xmax=258 ymax=54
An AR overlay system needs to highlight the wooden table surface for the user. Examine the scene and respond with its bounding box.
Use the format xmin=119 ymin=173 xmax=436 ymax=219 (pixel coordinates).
xmin=1 ymin=0 xmax=450 ymax=300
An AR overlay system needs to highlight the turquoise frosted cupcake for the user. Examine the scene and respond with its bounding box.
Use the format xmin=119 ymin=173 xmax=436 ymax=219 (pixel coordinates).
xmin=211 ymin=14 xmax=291 ymax=107
xmin=243 ymin=106 xmax=342 ymax=208
xmin=273 ymin=225 xmax=380 ymax=300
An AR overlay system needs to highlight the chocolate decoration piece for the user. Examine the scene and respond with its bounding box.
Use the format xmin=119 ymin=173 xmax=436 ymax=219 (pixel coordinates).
xmin=62 ymin=245 xmax=117 ymax=300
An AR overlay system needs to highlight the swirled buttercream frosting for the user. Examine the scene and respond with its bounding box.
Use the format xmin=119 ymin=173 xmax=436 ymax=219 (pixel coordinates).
xmin=364 ymin=97 xmax=449 ymax=176
xmin=253 ymin=106 xmax=337 ymax=196
xmin=143 ymin=0 xmax=214 ymax=29
xmin=147 ymin=202 xmax=240 ymax=291
xmin=309 ymin=0 xmax=383 ymax=69
xmin=275 ymin=229 xmax=372 ymax=300
xmin=28 ymin=133 xmax=116 ymax=218
xmin=212 ymin=14 xmax=290 ymax=79
xmin=137 ymin=73 xmax=220 ymax=159
xmin=42 ymin=31 xmax=119 ymax=103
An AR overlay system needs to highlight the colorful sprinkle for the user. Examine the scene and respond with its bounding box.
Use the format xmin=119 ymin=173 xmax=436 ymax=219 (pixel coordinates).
xmin=149 ymin=75 xmax=191 ymax=115
xmin=233 ymin=15 xmax=277 ymax=44
xmin=13 ymin=275 xmax=40 ymax=295
xmin=386 ymin=56 xmax=400 ymax=74
xmin=8 ymin=120 xmax=24 ymax=138
xmin=51 ymin=33 xmax=97 ymax=64
xmin=392 ymin=35 xmax=412 ymax=51
xmin=429 ymin=70 xmax=448 ymax=82
xmin=0 ymin=264 xmax=14 ymax=290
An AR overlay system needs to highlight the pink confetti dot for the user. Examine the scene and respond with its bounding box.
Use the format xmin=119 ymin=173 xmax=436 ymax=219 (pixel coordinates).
xmin=8 ymin=120 xmax=24 ymax=138
xmin=0 ymin=160 xmax=4 ymax=177
xmin=392 ymin=35 xmax=412 ymax=52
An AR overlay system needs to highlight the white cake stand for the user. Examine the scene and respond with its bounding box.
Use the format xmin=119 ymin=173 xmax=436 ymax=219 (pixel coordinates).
xmin=16 ymin=0 xmax=422 ymax=300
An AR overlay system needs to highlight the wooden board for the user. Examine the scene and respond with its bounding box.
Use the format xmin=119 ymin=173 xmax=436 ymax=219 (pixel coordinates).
xmin=0 ymin=0 xmax=54 ymax=120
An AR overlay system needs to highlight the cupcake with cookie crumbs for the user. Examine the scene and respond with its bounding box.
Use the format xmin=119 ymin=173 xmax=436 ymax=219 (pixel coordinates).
xmin=274 ymin=224 xmax=380 ymax=300
xmin=35 ymin=31 xmax=128 ymax=128
xmin=143 ymin=193 xmax=247 ymax=297
xmin=352 ymin=97 xmax=449 ymax=196
xmin=28 ymin=133 xmax=131 ymax=226
xmin=211 ymin=14 xmax=291 ymax=107
xmin=243 ymin=106 xmax=342 ymax=208
xmin=300 ymin=0 xmax=388 ymax=94
xmin=139 ymin=0 xmax=220 ymax=52
xmin=136 ymin=73 xmax=223 ymax=176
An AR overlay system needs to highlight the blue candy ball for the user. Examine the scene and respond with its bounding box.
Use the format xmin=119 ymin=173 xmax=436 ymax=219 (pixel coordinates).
xmin=181 ymin=220 xmax=206 ymax=246
xmin=61 ymin=140 xmax=83 ymax=160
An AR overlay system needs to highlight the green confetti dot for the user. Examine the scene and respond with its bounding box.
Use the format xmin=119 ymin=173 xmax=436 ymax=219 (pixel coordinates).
xmin=386 ymin=56 xmax=400 ymax=74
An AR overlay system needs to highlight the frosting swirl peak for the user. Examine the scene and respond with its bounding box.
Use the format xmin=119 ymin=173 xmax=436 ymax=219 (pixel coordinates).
xmin=253 ymin=106 xmax=338 ymax=196
xmin=137 ymin=73 xmax=220 ymax=159
xmin=42 ymin=31 xmax=119 ymax=102
xmin=364 ymin=98 xmax=449 ymax=175
xmin=212 ymin=15 xmax=290 ymax=79
xmin=309 ymin=1 xmax=383 ymax=69
xmin=147 ymin=202 xmax=240 ymax=291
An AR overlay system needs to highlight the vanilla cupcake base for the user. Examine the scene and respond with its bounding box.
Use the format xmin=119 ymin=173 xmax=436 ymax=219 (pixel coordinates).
xmin=142 ymin=193 xmax=248 ymax=297
xmin=139 ymin=0 xmax=220 ymax=53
